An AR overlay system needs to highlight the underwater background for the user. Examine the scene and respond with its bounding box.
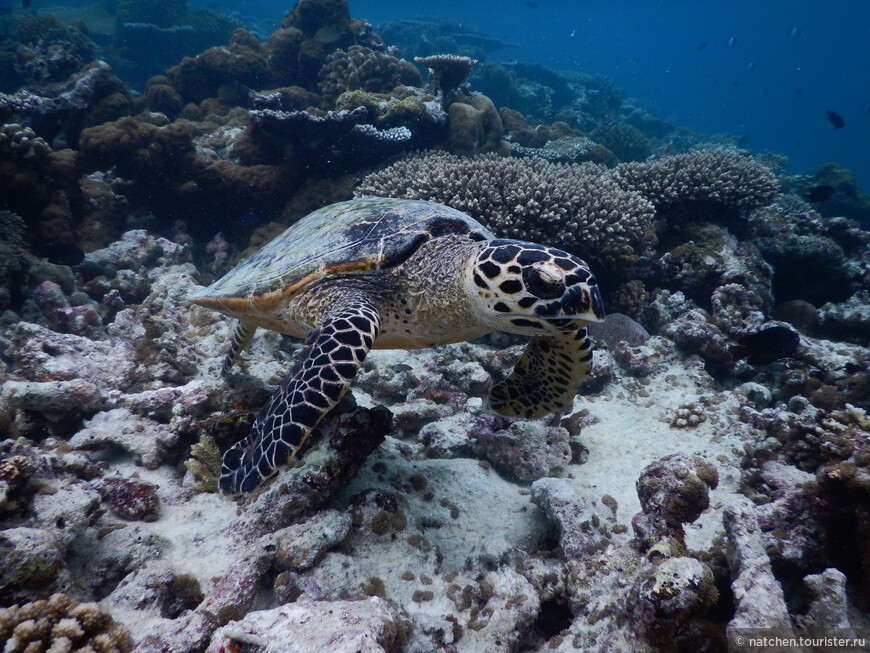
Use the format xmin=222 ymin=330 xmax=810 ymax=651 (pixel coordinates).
xmin=200 ymin=0 xmax=870 ymax=186
xmin=1 ymin=0 xmax=870 ymax=651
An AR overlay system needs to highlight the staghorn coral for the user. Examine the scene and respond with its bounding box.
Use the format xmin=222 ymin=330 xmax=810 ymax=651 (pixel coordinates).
xmin=355 ymin=151 xmax=655 ymax=270
xmin=318 ymin=45 xmax=419 ymax=108
xmin=0 ymin=593 xmax=132 ymax=652
xmin=616 ymin=148 xmax=780 ymax=216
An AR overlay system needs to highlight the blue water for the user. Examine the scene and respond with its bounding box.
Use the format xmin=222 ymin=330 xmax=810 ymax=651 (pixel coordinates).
xmin=362 ymin=0 xmax=870 ymax=186
xmin=211 ymin=0 xmax=870 ymax=188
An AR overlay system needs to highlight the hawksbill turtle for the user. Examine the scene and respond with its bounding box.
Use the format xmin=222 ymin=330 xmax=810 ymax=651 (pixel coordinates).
xmin=189 ymin=197 xmax=605 ymax=493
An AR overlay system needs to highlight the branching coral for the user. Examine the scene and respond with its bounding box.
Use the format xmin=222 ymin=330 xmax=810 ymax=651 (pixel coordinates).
xmin=615 ymin=149 xmax=780 ymax=215
xmin=356 ymin=151 xmax=655 ymax=270
xmin=0 ymin=593 xmax=132 ymax=652
xmin=590 ymin=123 xmax=650 ymax=162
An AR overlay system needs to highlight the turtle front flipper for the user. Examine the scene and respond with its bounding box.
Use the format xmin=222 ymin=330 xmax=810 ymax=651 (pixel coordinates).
xmin=219 ymin=297 xmax=380 ymax=494
xmin=221 ymin=321 xmax=257 ymax=375
xmin=489 ymin=327 xmax=592 ymax=419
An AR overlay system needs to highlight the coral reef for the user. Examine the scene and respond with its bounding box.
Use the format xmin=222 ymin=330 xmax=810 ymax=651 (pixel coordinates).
xmin=0 ymin=593 xmax=132 ymax=652
xmin=0 ymin=0 xmax=869 ymax=649
xmin=416 ymin=53 xmax=477 ymax=99
xmin=616 ymin=149 xmax=780 ymax=217
xmin=319 ymin=45 xmax=419 ymax=108
xmin=355 ymin=151 xmax=656 ymax=272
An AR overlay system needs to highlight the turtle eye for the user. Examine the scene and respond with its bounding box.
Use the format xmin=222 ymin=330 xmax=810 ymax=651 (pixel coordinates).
xmin=522 ymin=266 xmax=565 ymax=299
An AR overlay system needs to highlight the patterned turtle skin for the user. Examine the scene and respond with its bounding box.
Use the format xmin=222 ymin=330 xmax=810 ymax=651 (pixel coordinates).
xmin=189 ymin=197 xmax=605 ymax=494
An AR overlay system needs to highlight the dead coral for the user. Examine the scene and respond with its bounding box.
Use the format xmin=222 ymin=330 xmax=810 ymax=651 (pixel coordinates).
xmin=670 ymin=402 xmax=707 ymax=429
xmin=632 ymin=453 xmax=719 ymax=556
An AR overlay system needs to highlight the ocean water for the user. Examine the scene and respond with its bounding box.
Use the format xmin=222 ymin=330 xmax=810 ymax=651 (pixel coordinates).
xmin=204 ymin=0 xmax=870 ymax=187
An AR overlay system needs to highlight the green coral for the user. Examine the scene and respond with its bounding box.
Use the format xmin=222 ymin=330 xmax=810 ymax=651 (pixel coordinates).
xmin=335 ymin=90 xmax=437 ymax=128
xmin=185 ymin=433 xmax=221 ymax=492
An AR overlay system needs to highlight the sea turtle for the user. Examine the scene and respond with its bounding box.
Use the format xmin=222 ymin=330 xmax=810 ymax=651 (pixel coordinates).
xmin=189 ymin=197 xmax=605 ymax=493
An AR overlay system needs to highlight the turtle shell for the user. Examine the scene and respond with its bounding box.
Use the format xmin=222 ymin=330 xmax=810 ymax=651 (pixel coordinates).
xmin=190 ymin=197 xmax=493 ymax=312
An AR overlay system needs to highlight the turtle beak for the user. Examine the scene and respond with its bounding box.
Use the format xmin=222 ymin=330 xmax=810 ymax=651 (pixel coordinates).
xmin=538 ymin=281 xmax=605 ymax=323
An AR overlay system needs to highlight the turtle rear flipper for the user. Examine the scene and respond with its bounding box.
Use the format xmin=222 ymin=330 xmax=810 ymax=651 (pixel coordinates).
xmin=219 ymin=297 xmax=380 ymax=494
xmin=221 ymin=321 xmax=257 ymax=375
xmin=489 ymin=327 xmax=592 ymax=420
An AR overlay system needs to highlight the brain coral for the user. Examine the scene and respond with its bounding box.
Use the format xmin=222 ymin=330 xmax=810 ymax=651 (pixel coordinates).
xmin=615 ymin=149 xmax=780 ymax=214
xmin=356 ymin=151 xmax=655 ymax=270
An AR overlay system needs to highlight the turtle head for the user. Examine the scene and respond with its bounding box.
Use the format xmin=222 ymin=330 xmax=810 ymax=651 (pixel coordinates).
xmin=468 ymin=240 xmax=605 ymax=335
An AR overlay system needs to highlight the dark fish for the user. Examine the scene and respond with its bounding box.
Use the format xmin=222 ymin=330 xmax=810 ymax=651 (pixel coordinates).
xmin=862 ymin=102 xmax=870 ymax=114
xmin=804 ymin=184 xmax=834 ymax=203
xmin=33 ymin=242 xmax=85 ymax=266
xmin=826 ymin=109 xmax=845 ymax=129
xmin=696 ymin=41 xmax=708 ymax=51
xmin=314 ymin=25 xmax=342 ymax=44
xmin=22 ymin=0 xmax=30 ymax=7
xmin=525 ymin=1 xmax=537 ymax=7
xmin=789 ymin=27 xmax=802 ymax=39
xmin=731 ymin=326 xmax=799 ymax=364
xmin=795 ymin=88 xmax=802 ymax=98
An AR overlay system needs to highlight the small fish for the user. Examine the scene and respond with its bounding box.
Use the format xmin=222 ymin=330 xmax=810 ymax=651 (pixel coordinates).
xmin=795 ymin=88 xmax=802 ymax=98
xmin=731 ymin=326 xmax=799 ymax=364
xmin=789 ymin=27 xmax=802 ymax=39
xmin=746 ymin=62 xmax=755 ymax=72
xmin=696 ymin=41 xmax=708 ymax=51
xmin=826 ymin=109 xmax=845 ymax=129
xmin=525 ymin=1 xmax=538 ymax=7
xmin=862 ymin=102 xmax=870 ymax=114
xmin=804 ymin=184 xmax=834 ymax=203
xmin=314 ymin=25 xmax=342 ymax=44
xmin=33 ymin=242 xmax=85 ymax=266
xmin=22 ymin=0 xmax=30 ymax=8
xmin=728 ymin=36 xmax=737 ymax=47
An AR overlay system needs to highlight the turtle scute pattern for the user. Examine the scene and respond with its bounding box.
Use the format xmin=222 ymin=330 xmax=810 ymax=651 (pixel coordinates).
xmin=220 ymin=296 xmax=380 ymax=494
xmin=489 ymin=326 xmax=593 ymax=419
